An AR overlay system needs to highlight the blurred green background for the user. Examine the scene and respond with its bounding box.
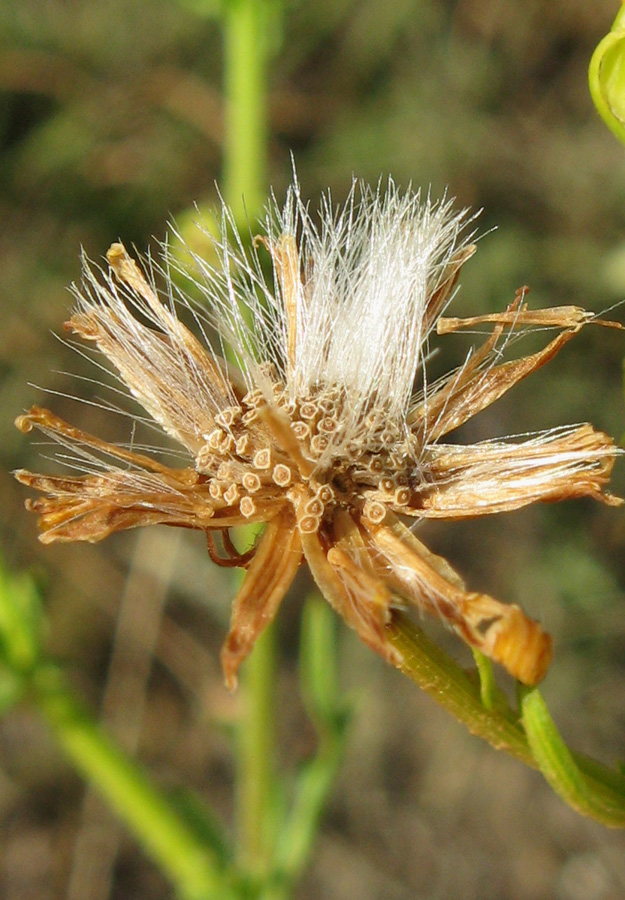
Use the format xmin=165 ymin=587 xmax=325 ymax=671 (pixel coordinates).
xmin=2 ymin=1 xmax=625 ymax=898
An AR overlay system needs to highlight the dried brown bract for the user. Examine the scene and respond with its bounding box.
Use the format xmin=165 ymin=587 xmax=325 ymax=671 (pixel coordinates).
xmin=14 ymin=179 xmax=623 ymax=689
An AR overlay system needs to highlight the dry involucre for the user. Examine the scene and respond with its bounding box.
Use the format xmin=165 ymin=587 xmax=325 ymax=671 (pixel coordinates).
xmin=15 ymin=178 xmax=623 ymax=689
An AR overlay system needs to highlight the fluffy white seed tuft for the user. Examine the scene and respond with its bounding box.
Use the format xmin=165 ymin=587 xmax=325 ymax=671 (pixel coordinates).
xmin=175 ymin=176 xmax=474 ymax=465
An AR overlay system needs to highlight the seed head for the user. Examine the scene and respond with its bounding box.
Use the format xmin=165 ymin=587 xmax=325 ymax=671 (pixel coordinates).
xmin=14 ymin=177 xmax=623 ymax=689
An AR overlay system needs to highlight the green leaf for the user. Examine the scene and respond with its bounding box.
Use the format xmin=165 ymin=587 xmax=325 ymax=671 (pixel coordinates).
xmin=0 ymin=558 xmax=43 ymax=675
xmin=33 ymin=662 xmax=237 ymax=900
xmin=520 ymin=685 xmax=625 ymax=828
xmin=167 ymin=787 xmax=233 ymax=869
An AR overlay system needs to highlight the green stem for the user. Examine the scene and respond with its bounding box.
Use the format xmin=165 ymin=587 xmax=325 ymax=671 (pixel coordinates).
xmin=298 ymin=594 xmax=344 ymax=728
xmin=221 ymin=0 xmax=280 ymax=879
xmin=222 ymin=0 xmax=271 ymax=225
xmin=262 ymin=731 xmax=345 ymax=900
xmin=388 ymin=612 xmax=625 ymax=828
xmin=235 ymin=620 xmax=278 ymax=874
xmin=32 ymin=663 xmax=234 ymax=900
xmin=259 ymin=596 xmax=349 ymax=900
xmin=387 ymin=611 xmax=534 ymax=764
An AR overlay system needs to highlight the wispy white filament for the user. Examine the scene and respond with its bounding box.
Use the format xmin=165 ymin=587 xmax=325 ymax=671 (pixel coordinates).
xmin=176 ymin=176 xmax=474 ymax=462
xmin=276 ymin=179 xmax=470 ymax=415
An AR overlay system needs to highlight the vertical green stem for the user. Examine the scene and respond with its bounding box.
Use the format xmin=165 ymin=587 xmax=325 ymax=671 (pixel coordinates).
xmin=235 ymin=620 xmax=277 ymax=872
xmin=221 ymin=0 xmax=277 ymax=875
xmin=259 ymin=596 xmax=349 ymax=900
xmin=222 ymin=0 xmax=271 ymax=223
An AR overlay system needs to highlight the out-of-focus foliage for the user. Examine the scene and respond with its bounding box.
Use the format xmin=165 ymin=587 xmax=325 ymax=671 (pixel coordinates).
xmin=2 ymin=2 xmax=625 ymax=899
xmin=590 ymin=4 xmax=625 ymax=146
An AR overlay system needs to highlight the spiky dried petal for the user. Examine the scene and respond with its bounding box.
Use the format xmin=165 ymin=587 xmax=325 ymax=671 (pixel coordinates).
xmin=414 ymin=317 xmax=580 ymax=442
xmin=220 ymin=510 xmax=303 ymax=690
xmin=437 ymin=304 xmax=623 ymax=334
xmin=14 ymin=407 xmax=281 ymax=543
xmin=360 ymin=512 xmax=553 ymax=685
xmin=417 ymin=425 xmax=621 ymax=518
xmin=299 ymin=524 xmax=402 ymax=667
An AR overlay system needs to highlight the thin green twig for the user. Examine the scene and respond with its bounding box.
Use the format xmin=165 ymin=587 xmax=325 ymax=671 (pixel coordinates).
xmin=220 ymin=0 xmax=283 ymax=880
xmin=387 ymin=610 xmax=625 ymax=828
xmin=387 ymin=611 xmax=533 ymax=764
xmin=235 ymin=616 xmax=278 ymax=875
xmin=253 ymin=596 xmax=349 ymax=900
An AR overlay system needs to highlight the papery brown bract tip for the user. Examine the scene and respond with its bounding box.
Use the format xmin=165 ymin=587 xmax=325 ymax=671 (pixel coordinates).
xmin=15 ymin=415 xmax=33 ymax=434
xmin=487 ymin=605 xmax=554 ymax=686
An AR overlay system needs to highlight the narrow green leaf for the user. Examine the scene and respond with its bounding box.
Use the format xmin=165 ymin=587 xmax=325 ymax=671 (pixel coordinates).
xmin=33 ymin=662 xmax=237 ymax=899
xmin=471 ymin=649 xmax=502 ymax=711
xmin=266 ymin=730 xmax=347 ymax=900
xmin=0 ymin=558 xmax=43 ymax=675
xmin=520 ymin=686 xmax=625 ymax=828
xmin=168 ymin=786 xmax=233 ymax=869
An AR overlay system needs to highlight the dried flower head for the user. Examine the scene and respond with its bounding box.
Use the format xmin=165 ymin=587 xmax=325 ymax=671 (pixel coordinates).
xmin=15 ymin=178 xmax=622 ymax=689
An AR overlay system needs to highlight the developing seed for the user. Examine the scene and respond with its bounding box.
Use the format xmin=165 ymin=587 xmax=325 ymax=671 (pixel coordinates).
xmin=224 ymin=483 xmax=240 ymax=505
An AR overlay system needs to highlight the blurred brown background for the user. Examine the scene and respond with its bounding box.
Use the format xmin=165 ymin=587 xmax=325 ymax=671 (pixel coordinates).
xmin=2 ymin=1 xmax=625 ymax=898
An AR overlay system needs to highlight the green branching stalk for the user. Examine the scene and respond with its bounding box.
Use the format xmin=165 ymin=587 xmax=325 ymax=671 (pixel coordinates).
xmin=234 ymin=605 xmax=279 ymax=875
xmin=220 ymin=0 xmax=285 ymax=879
xmin=4 ymin=7 xmax=625 ymax=899
xmin=234 ymin=597 xmax=348 ymax=900
xmin=298 ymin=594 xmax=348 ymax=731
xmin=388 ymin=611 xmax=533 ymax=764
xmin=265 ymin=597 xmax=349 ymax=898
xmin=388 ymin=611 xmax=625 ymax=828
xmin=263 ymin=728 xmax=346 ymax=900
